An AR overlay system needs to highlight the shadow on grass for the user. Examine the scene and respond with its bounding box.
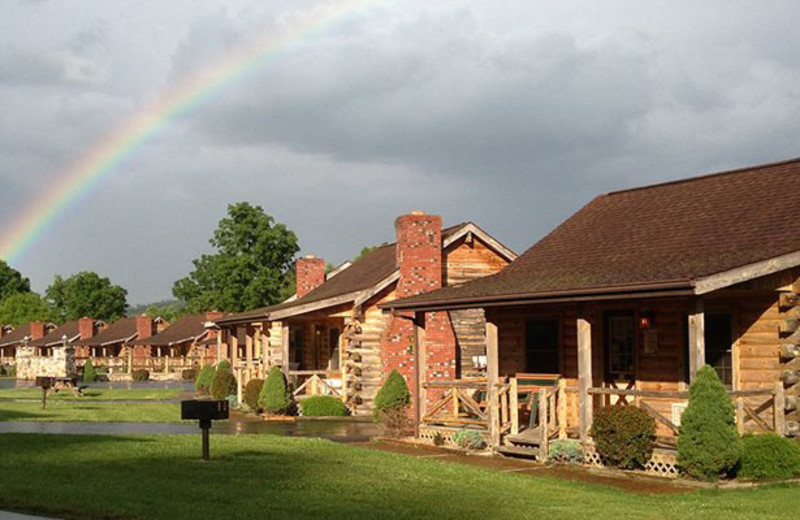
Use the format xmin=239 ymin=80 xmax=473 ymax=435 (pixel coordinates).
xmin=0 ymin=408 xmax=53 ymax=421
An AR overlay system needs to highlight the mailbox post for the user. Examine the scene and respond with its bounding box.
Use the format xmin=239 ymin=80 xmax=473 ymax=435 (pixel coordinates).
xmin=181 ymin=400 xmax=229 ymax=460
xmin=35 ymin=376 xmax=55 ymax=410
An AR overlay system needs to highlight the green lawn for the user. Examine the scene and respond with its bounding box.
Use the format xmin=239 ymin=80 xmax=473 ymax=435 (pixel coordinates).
xmin=0 ymin=434 xmax=798 ymax=520
xmin=0 ymin=400 xmax=181 ymax=422
xmin=0 ymin=386 xmax=185 ymax=401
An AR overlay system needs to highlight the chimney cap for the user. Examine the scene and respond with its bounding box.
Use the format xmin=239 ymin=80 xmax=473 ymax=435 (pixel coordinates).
xmin=410 ymin=210 xmax=425 ymax=216
xmin=303 ymin=254 xmax=317 ymax=259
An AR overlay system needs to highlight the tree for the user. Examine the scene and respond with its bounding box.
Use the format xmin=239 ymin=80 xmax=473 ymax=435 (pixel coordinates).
xmin=0 ymin=292 xmax=56 ymax=326
xmin=0 ymin=260 xmax=31 ymax=301
xmin=46 ymin=272 xmax=128 ymax=322
xmin=353 ymin=243 xmax=389 ymax=263
xmin=260 ymin=366 xmax=292 ymax=415
xmin=173 ymin=202 xmax=299 ymax=313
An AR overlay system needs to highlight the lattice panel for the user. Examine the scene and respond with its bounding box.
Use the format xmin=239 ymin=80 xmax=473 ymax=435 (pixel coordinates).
xmin=418 ymin=426 xmax=456 ymax=445
xmin=582 ymin=445 xmax=679 ymax=478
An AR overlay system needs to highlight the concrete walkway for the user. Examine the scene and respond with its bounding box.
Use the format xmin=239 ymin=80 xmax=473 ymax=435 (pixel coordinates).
xmin=0 ymin=511 xmax=59 ymax=520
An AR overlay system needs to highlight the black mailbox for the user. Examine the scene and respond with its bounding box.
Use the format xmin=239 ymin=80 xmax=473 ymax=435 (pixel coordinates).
xmin=181 ymin=400 xmax=229 ymax=461
xmin=35 ymin=376 xmax=55 ymax=388
xmin=181 ymin=400 xmax=229 ymax=421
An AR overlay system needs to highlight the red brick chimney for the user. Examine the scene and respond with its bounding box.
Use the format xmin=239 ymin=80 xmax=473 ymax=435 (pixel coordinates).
xmin=296 ymin=255 xmax=326 ymax=298
xmin=29 ymin=322 xmax=46 ymax=340
xmin=78 ymin=317 xmax=96 ymax=340
xmin=0 ymin=324 xmax=6 ymax=338
xmin=395 ymin=211 xmax=443 ymax=298
xmin=136 ymin=315 xmax=154 ymax=340
xmin=205 ymin=311 xmax=226 ymax=323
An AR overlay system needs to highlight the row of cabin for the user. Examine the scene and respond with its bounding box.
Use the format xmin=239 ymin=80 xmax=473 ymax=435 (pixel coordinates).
xmin=214 ymin=157 xmax=800 ymax=453
xmin=0 ymin=313 xmax=225 ymax=379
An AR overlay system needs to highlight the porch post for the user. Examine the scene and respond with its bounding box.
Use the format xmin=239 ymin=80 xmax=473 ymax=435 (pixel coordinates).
xmin=216 ymin=329 xmax=223 ymax=362
xmin=230 ymin=327 xmax=239 ymax=368
xmin=688 ymin=299 xmax=705 ymax=383
xmin=577 ymin=316 xmax=593 ymax=442
xmin=413 ymin=313 xmax=427 ymax=436
xmin=245 ymin=325 xmax=254 ymax=382
xmin=486 ymin=313 xmax=500 ymax=447
xmin=281 ymin=321 xmax=290 ymax=376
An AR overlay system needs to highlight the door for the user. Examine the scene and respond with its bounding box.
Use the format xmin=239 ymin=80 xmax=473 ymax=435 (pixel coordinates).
xmin=604 ymin=311 xmax=636 ymax=384
xmin=524 ymin=319 xmax=560 ymax=374
xmin=328 ymin=328 xmax=341 ymax=371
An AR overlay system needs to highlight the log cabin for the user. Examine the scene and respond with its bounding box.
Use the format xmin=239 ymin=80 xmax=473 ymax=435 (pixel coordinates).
xmin=0 ymin=322 xmax=56 ymax=366
xmin=382 ymin=158 xmax=800 ymax=474
xmin=215 ymin=213 xmax=516 ymax=415
xmin=130 ymin=313 xmax=225 ymax=373
xmin=71 ymin=315 xmax=168 ymax=374
xmin=17 ymin=318 xmax=105 ymax=380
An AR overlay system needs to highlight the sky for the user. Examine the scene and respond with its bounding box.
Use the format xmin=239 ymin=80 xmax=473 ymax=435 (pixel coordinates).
xmin=1 ymin=0 xmax=799 ymax=304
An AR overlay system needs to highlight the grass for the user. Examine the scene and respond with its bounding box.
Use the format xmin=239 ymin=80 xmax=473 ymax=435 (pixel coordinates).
xmin=0 ymin=434 xmax=798 ymax=520
xmin=0 ymin=386 xmax=185 ymax=401
xmin=0 ymin=401 xmax=181 ymax=422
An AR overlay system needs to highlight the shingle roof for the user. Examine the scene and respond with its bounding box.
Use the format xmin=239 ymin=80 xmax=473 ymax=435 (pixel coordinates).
xmin=0 ymin=325 xmax=31 ymax=348
xmin=72 ymin=317 xmax=138 ymax=347
xmin=385 ymin=157 xmax=800 ymax=309
xmin=136 ymin=314 xmax=209 ymax=347
xmin=216 ymin=223 xmax=469 ymax=325
xmin=29 ymin=321 xmax=81 ymax=347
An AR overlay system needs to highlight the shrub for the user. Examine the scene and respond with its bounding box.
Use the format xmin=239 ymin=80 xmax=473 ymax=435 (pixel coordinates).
xmin=590 ymin=405 xmax=655 ymax=469
xmin=677 ymin=365 xmax=742 ymax=480
xmin=433 ymin=432 xmax=446 ymax=447
xmin=300 ymin=395 xmax=348 ymax=417
xmin=216 ymin=360 xmax=231 ymax=372
xmin=737 ymin=434 xmax=800 ymax=480
xmin=0 ymin=365 xmax=5 ymax=376
xmin=374 ymin=370 xmax=410 ymax=413
xmin=96 ymin=365 xmax=108 ymax=375
xmin=82 ymin=359 xmax=97 ymax=383
xmin=131 ymin=369 xmax=150 ymax=382
xmin=211 ymin=368 xmax=237 ymax=400
xmin=243 ymin=378 xmax=265 ymax=412
xmin=452 ymin=429 xmax=487 ymax=450
xmin=195 ymin=365 xmax=216 ymax=393
xmin=549 ymin=439 xmax=583 ymax=465
xmin=4 ymin=365 xmax=15 ymax=378
xmin=181 ymin=368 xmax=198 ymax=381
xmin=260 ymin=366 xmax=292 ymax=415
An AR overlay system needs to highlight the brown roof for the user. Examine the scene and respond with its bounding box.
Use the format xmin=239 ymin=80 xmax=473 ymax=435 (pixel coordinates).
xmin=72 ymin=317 xmax=138 ymax=347
xmin=29 ymin=321 xmax=81 ymax=347
xmin=0 ymin=325 xmax=32 ymax=348
xmin=216 ymin=222 xmax=469 ymax=325
xmin=386 ymin=157 xmax=800 ymax=309
xmin=136 ymin=314 xmax=209 ymax=347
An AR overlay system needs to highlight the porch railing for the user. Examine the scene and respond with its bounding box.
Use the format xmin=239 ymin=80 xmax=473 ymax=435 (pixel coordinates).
xmin=421 ymin=379 xmax=488 ymax=428
xmin=290 ymin=370 xmax=343 ymax=400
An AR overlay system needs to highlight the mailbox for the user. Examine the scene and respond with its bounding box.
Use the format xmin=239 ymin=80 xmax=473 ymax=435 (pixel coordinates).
xmin=181 ymin=400 xmax=229 ymax=461
xmin=181 ymin=400 xmax=229 ymax=421
xmin=35 ymin=376 xmax=55 ymax=388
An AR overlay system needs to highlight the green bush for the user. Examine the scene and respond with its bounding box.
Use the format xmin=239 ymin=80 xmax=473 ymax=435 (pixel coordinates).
xmin=131 ymin=369 xmax=150 ymax=382
xmin=83 ymin=359 xmax=97 ymax=383
xmin=0 ymin=365 xmax=5 ymax=376
xmin=243 ymin=378 xmax=264 ymax=412
xmin=260 ymin=366 xmax=292 ymax=415
xmin=737 ymin=434 xmax=800 ymax=480
xmin=4 ymin=365 xmax=15 ymax=378
xmin=195 ymin=365 xmax=216 ymax=393
xmin=96 ymin=365 xmax=108 ymax=375
xmin=452 ymin=429 xmax=487 ymax=450
xmin=300 ymin=395 xmax=348 ymax=417
xmin=216 ymin=360 xmax=231 ymax=372
xmin=678 ymin=365 xmax=742 ymax=480
xmin=374 ymin=370 xmax=410 ymax=413
xmin=590 ymin=405 xmax=655 ymax=469
xmin=549 ymin=440 xmax=583 ymax=465
xmin=211 ymin=368 xmax=237 ymax=400
xmin=181 ymin=368 xmax=198 ymax=381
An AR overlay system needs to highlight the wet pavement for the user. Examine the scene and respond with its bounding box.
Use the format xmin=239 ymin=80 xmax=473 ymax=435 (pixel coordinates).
xmin=0 ymin=379 xmax=194 ymax=391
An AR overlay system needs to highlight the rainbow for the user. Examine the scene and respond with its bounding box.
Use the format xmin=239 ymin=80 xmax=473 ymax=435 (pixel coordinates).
xmin=0 ymin=0 xmax=381 ymax=265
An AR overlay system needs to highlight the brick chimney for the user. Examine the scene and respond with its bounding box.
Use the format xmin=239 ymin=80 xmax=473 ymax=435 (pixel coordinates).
xmin=296 ymin=255 xmax=326 ymax=298
xmin=395 ymin=211 xmax=443 ymax=298
xmin=29 ymin=321 xmax=46 ymax=340
xmin=78 ymin=317 xmax=96 ymax=340
xmin=136 ymin=315 xmax=154 ymax=340
xmin=205 ymin=311 xmax=226 ymax=323
xmin=0 ymin=324 xmax=6 ymax=338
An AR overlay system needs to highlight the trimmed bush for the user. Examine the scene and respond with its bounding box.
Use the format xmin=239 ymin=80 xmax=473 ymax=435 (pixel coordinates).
xmin=195 ymin=365 xmax=216 ymax=393
xmin=211 ymin=368 xmax=237 ymax=400
xmin=243 ymin=378 xmax=264 ymax=412
xmin=131 ymin=369 xmax=150 ymax=382
xmin=737 ymin=434 xmax=800 ymax=480
xmin=96 ymin=365 xmax=108 ymax=375
xmin=678 ymin=365 xmax=742 ymax=480
xmin=83 ymin=359 xmax=97 ymax=383
xmin=590 ymin=405 xmax=655 ymax=469
xmin=260 ymin=366 xmax=292 ymax=415
xmin=549 ymin=439 xmax=583 ymax=465
xmin=216 ymin=360 xmax=231 ymax=372
xmin=181 ymin=368 xmax=198 ymax=381
xmin=300 ymin=395 xmax=348 ymax=417
xmin=452 ymin=429 xmax=487 ymax=450
xmin=374 ymin=370 xmax=410 ymax=413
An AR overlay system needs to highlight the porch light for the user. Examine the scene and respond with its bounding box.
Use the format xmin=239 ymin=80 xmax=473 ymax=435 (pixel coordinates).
xmin=640 ymin=312 xmax=656 ymax=330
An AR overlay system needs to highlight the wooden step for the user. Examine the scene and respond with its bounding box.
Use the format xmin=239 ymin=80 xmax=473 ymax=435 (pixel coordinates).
xmin=496 ymin=445 xmax=540 ymax=459
xmin=505 ymin=427 xmax=543 ymax=445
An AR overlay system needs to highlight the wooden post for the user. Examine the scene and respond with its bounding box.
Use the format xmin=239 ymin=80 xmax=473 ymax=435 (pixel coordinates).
xmin=557 ymin=378 xmax=567 ymax=439
xmin=413 ymin=314 xmax=427 ymax=434
xmin=578 ymin=316 xmax=593 ymax=442
xmin=216 ymin=328 xmax=223 ymax=362
xmin=281 ymin=322 xmax=290 ymax=376
xmin=486 ymin=316 xmax=500 ymax=447
xmin=236 ymin=367 xmax=243 ymax=405
xmin=775 ymin=381 xmax=786 ymax=435
xmin=230 ymin=328 xmax=239 ymax=369
xmin=688 ymin=299 xmax=705 ymax=382
xmin=736 ymin=396 xmax=745 ymax=435
xmin=539 ymin=388 xmax=549 ymax=460
xmin=510 ymin=377 xmax=519 ymax=436
xmin=245 ymin=327 xmax=253 ymax=381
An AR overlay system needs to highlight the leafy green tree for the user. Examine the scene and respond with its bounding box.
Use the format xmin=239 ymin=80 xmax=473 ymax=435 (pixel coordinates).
xmin=260 ymin=366 xmax=292 ymax=415
xmin=173 ymin=202 xmax=299 ymax=313
xmin=353 ymin=243 xmax=389 ymax=263
xmin=374 ymin=369 xmax=411 ymax=412
xmin=0 ymin=260 xmax=31 ymax=301
xmin=46 ymin=272 xmax=128 ymax=322
xmin=0 ymin=292 xmax=56 ymax=326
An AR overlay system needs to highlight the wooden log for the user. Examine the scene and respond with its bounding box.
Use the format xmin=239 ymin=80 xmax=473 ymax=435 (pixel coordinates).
xmin=774 ymin=381 xmax=786 ymax=435
xmin=781 ymin=370 xmax=800 ymax=386
xmin=539 ymin=388 xmax=549 ymax=460
xmin=510 ymin=377 xmax=519 ymax=436
xmin=780 ymin=319 xmax=799 ymax=335
xmin=786 ymin=421 xmax=800 ymax=437
xmin=736 ymin=397 xmax=745 ymax=435
xmin=780 ymin=344 xmax=799 ymax=360
xmin=577 ymin=317 xmax=593 ymax=442
xmin=557 ymin=378 xmax=567 ymax=440
xmin=688 ymin=300 xmax=705 ymax=382
xmin=779 ymin=292 xmax=800 ymax=309
xmin=785 ymin=394 xmax=798 ymax=412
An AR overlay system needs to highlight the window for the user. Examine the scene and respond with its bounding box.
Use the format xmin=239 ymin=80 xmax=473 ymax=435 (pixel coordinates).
xmin=605 ymin=312 xmax=636 ymax=381
xmin=705 ymin=313 xmax=733 ymax=387
xmin=329 ymin=328 xmax=341 ymax=371
xmin=292 ymin=329 xmax=304 ymax=366
xmin=525 ymin=319 xmax=560 ymax=374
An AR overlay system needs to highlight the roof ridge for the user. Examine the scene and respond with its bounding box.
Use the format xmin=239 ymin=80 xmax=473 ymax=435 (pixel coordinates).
xmin=606 ymin=155 xmax=800 ymax=197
